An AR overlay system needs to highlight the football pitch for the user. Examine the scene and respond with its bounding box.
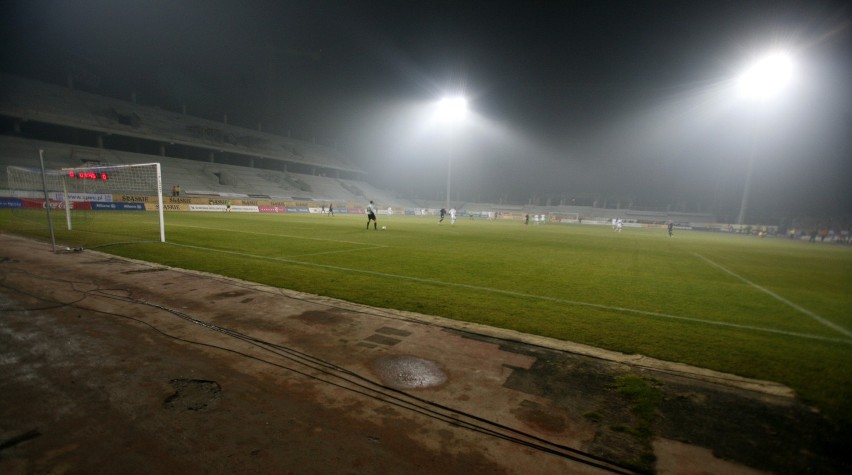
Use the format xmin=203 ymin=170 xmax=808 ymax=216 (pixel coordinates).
xmin=3 ymin=210 xmax=851 ymax=421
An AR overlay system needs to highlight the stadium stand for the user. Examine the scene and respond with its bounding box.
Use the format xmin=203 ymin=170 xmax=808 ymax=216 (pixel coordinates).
xmin=0 ymin=73 xmax=719 ymax=224
xmin=0 ymin=74 xmax=390 ymax=204
xmin=0 ymin=74 xmax=363 ymax=178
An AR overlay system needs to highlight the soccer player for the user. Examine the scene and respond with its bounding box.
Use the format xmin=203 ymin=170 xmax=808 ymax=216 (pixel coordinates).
xmin=450 ymin=207 xmax=456 ymax=225
xmin=667 ymin=220 xmax=674 ymax=237
xmin=328 ymin=203 xmax=334 ymax=216
xmin=439 ymin=208 xmax=446 ymax=223
xmin=366 ymin=200 xmax=378 ymax=230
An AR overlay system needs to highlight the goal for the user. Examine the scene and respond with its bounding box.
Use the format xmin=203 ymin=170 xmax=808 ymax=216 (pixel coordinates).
xmin=6 ymin=159 xmax=165 ymax=250
xmin=548 ymin=212 xmax=580 ymax=224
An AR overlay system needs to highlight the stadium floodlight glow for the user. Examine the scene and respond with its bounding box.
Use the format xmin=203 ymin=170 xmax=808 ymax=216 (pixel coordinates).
xmin=734 ymin=50 xmax=795 ymax=225
xmin=437 ymin=95 xmax=468 ymax=210
xmin=736 ymin=50 xmax=794 ymax=101
xmin=437 ymin=96 xmax=468 ymax=122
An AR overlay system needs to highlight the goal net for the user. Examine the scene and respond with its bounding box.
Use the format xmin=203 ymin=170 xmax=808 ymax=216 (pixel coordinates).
xmin=6 ymin=162 xmax=165 ymax=250
xmin=548 ymin=212 xmax=580 ymax=224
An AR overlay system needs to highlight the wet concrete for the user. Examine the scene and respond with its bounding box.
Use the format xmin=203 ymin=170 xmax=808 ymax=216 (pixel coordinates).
xmin=163 ymin=379 xmax=222 ymax=412
xmin=0 ymin=234 xmax=847 ymax=474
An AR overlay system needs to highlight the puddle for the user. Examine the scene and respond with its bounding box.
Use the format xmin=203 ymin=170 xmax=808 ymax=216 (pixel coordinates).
xmin=370 ymin=355 xmax=447 ymax=390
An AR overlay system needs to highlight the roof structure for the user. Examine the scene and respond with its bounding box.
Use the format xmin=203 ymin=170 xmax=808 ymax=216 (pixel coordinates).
xmin=0 ymin=74 xmax=364 ymax=177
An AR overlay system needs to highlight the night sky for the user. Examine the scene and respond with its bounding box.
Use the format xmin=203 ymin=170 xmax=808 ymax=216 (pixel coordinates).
xmin=2 ymin=0 xmax=850 ymax=219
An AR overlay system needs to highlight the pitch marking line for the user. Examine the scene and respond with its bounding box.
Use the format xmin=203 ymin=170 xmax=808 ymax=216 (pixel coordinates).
xmin=166 ymin=242 xmax=851 ymax=345
xmin=694 ymin=253 xmax=852 ymax=339
xmin=169 ymin=223 xmax=388 ymax=247
xmin=286 ymin=247 xmax=386 ymax=258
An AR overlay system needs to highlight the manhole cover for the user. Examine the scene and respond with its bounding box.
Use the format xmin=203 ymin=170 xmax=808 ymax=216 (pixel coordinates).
xmin=370 ymin=355 xmax=447 ymax=389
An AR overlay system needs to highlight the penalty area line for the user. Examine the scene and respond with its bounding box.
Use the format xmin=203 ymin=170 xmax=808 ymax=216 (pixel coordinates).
xmin=694 ymin=253 xmax=852 ymax=339
xmin=165 ymin=242 xmax=852 ymax=345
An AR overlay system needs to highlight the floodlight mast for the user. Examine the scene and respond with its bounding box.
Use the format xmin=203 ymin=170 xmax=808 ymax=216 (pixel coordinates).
xmin=735 ymin=51 xmax=794 ymax=226
xmin=437 ymin=96 xmax=468 ymax=210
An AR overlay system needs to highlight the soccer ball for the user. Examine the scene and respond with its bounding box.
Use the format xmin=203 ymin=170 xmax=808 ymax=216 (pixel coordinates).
xmin=381 ymin=226 xmax=387 ymax=230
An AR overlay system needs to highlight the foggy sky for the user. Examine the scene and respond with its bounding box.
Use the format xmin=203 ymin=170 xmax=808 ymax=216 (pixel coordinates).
xmin=1 ymin=0 xmax=850 ymax=219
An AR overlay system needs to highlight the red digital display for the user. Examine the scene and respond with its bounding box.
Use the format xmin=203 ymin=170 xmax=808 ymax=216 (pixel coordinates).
xmin=69 ymin=170 xmax=109 ymax=180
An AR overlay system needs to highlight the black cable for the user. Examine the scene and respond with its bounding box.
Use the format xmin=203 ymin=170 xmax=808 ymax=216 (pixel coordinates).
xmin=86 ymin=288 xmax=639 ymax=474
xmin=0 ymin=268 xmax=641 ymax=474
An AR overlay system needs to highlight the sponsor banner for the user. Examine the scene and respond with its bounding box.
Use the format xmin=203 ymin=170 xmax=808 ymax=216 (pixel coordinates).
xmin=164 ymin=196 xmax=212 ymax=205
xmin=405 ymin=209 xmax=434 ymax=216
xmin=18 ymin=198 xmax=89 ymax=210
xmin=189 ymin=204 xmax=226 ymax=212
xmin=113 ymin=194 xmax=153 ymax=203
xmin=230 ymin=206 xmax=259 ymax=213
xmin=207 ymin=198 xmax=230 ymax=205
xmin=0 ymin=198 xmax=23 ymax=208
xmin=166 ymin=196 xmax=262 ymax=206
xmin=53 ymin=192 xmax=112 ymax=202
xmin=496 ymin=213 xmax=525 ymax=220
xmin=151 ymin=203 xmax=190 ymax=211
xmin=92 ymin=202 xmax=145 ymax=211
xmin=20 ymin=198 xmax=47 ymax=209
xmin=188 ymin=204 xmax=258 ymax=212
xmin=259 ymin=206 xmax=287 ymax=213
xmin=269 ymin=200 xmax=321 ymax=208
xmin=112 ymin=196 xmax=343 ymax=210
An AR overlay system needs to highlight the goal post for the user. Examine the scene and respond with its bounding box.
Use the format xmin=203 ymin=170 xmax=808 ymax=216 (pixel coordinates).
xmin=6 ymin=158 xmax=166 ymax=249
xmin=60 ymin=162 xmax=166 ymax=243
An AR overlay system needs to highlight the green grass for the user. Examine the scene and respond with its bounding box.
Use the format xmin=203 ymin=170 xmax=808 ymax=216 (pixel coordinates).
xmin=3 ymin=209 xmax=852 ymax=422
xmin=615 ymin=374 xmax=663 ymax=470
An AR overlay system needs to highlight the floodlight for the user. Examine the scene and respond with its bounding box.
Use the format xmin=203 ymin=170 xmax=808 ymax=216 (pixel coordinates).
xmin=734 ymin=50 xmax=796 ymax=225
xmin=435 ymin=95 xmax=468 ymax=210
xmin=737 ymin=51 xmax=794 ymax=100
xmin=437 ymin=96 xmax=468 ymax=121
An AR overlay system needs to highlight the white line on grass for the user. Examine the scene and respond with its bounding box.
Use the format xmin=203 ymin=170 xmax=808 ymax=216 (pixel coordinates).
xmin=169 ymin=223 xmax=387 ymax=247
xmin=288 ymin=247 xmax=387 ymax=258
xmin=694 ymin=253 xmax=852 ymax=339
xmin=167 ymin=242 xmax=852 ymax=345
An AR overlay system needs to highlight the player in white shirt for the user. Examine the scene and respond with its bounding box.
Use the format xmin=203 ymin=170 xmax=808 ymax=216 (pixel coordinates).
xmin=450 ymin=208 xmax=457 ymax=225
xmin=366 ymin=200 xmax=378 ymax=230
